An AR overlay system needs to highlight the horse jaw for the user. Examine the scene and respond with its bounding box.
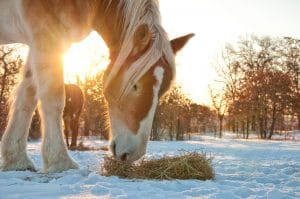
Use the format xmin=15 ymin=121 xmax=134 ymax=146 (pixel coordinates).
xmin=109 ymin=66 xmax=164 ymax=162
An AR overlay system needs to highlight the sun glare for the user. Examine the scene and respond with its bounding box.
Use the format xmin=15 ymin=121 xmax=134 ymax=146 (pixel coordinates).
xmin=63 ymin=31 xmax=109 ymax=83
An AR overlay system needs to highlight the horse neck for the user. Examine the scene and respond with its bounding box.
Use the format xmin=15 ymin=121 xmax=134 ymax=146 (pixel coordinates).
xmin=93 ymin=0 xmax=123 ymax=56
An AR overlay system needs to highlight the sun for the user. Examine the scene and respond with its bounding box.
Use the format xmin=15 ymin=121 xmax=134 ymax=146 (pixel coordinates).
xmin=63 ymin=31 xmax=110 ymax=83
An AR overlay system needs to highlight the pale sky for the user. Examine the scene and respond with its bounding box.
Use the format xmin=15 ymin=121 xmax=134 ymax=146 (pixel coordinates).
xmin=159 ymin=0 xmax=300 ymax=105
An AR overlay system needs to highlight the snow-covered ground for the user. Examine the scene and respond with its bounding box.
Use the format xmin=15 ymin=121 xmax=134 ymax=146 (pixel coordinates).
xmin=0 ymin=134 xmax=299 ymax=199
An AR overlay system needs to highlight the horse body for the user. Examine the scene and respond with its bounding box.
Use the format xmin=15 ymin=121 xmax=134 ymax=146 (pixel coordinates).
xmin=0 ymin=0 xmax=193 ymax=172
xmin=63 ymin=84 xmax=83 ymax=149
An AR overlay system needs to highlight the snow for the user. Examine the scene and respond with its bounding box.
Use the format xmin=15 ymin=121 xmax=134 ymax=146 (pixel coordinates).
xmin=0 ymin=134 xmax=300 ymax=199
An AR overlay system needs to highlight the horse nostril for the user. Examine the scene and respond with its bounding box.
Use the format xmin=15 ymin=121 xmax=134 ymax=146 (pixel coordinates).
xmin=120 ymin=153 xmax=128 ymax=161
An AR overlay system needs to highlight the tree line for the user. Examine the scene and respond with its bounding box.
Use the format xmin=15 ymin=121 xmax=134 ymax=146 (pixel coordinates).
xmin=2 ymin=35 xmax=297 ymax=141
xmin=151 ymin=85 xmax=217 ymax=141
xmin=215 ymin=35 xmax=299 ymax=139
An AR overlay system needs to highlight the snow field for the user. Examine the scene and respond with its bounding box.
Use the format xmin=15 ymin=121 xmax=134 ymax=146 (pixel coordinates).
xmin=0 ymin=134 xmax=299 ymax=199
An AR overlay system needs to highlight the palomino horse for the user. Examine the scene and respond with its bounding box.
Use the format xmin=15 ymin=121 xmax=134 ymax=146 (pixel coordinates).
xmin=0 ymin=0 xmax=193 ymax=172
xmin=63 ymin=84 xmax=84 ymax=150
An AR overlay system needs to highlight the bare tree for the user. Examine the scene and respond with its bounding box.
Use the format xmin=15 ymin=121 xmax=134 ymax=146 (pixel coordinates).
xmin=0 ymin=45 xmax=23 ymax=136
xmin=209 ymin=86 xmax=227 ymax=138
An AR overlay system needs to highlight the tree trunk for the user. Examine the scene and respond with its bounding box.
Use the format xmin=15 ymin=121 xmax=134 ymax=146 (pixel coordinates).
xmin=298 ymin=114 xmax=300 ymax=130
xmin=168 ymin=124 xmax=173 ymax=141
xmin=264 ymin=117 xmax=268 ymax=139
xmin=236 ymin=121 xmax=240 ymax=138
xmin=258 ymin=117 xmax=264 ymax=139
xmin=219 ymin=115 xmax=224 ymax=138
xmin=214 ymin=128 xmax=217 ymax=137
xmin=150 ymin=121 xmax=159 ymax=141
xmin=232 ymin=120 xmax=236 ymax=133
xmin=176 ymin=117 xmax=180 ymax=140
xmin=269 ymin=106 xmax=277 ymax=139
xmin=242 ymin=120 xmax=245 ymax=139
xmin=84 ymin=118 xmax=90 ymax=137
xmin=246 ymin=118 xmax=250 ymax=139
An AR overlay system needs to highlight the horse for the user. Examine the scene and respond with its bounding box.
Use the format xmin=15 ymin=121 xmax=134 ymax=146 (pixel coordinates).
xmin=63 ymin=84 xmax=84 ymax=150
xmin=0 ymin=0 xmax=193 ymax=172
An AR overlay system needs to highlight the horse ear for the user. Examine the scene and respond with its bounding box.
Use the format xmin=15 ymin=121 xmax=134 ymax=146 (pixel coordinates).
xmin=132 ymin=24 xmax=152 ymax=55
xmin=171 ymin=33 xmax=195 ymax=54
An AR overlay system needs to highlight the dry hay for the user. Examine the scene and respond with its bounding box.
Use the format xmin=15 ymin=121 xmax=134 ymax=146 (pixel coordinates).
xmin=101 ymin=151 xmax=215 ymax=180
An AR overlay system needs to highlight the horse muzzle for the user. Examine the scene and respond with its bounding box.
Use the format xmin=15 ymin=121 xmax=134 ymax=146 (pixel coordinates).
xmin=110 ymin=133 xmax=146 ymax=162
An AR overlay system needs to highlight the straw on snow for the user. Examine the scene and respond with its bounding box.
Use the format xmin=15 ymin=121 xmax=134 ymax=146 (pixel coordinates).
xmin=101 ymin=151 xmax=215 ymax=180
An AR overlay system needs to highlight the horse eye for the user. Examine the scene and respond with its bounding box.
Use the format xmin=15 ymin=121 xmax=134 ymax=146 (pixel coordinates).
xmin=133 ymin=84 xmax=138 ymax=91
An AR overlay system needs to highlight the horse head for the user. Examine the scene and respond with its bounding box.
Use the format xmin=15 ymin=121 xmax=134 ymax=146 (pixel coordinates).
xmin=103 ymin=29 xmax=194 ymax=161
xmin=93 ymin=0 xmax=194 ymax=161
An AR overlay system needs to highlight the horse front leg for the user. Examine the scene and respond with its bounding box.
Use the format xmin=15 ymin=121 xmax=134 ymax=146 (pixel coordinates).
xmin=33 ymin=53 xmax=78 ymax=173
xmin=1 ymin=60 xmax=37 ymax=171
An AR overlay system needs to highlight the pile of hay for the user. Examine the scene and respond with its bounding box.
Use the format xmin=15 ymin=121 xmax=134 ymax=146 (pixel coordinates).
xmin=101 ymin=151 xmax=214 ymax=180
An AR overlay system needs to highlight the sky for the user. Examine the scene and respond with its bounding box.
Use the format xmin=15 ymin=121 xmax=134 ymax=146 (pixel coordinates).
xmin=62 ymin=0 xmax=300 ymax=105
xmin=158 ymin=0 xmax=300 ymax=104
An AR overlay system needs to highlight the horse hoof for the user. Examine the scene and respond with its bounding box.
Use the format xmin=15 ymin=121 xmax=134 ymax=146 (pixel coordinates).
xmin=43 ymin=159 xmax=79 ymax=173
xmin=1 ymin=161 xmax=36 ymax=172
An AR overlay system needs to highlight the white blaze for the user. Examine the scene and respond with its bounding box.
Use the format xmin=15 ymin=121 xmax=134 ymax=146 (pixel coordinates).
xmin=110 ymin=66 xmax=165 ymax=161
xmin=138 ymin=66 xmax=164 ymax=138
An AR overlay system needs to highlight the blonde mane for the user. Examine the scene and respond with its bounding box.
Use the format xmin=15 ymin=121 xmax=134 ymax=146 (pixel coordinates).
xmin=103 ymin=0 xmax=175 ymax=99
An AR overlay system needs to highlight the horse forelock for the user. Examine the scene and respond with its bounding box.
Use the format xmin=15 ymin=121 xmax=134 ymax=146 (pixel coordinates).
xmin=103 ymin=0 xmax=175 ymax=99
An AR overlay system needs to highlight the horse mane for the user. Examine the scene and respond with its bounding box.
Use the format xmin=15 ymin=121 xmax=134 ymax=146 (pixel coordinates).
xmin=103 ymin=0 xmax=175 ymax=99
